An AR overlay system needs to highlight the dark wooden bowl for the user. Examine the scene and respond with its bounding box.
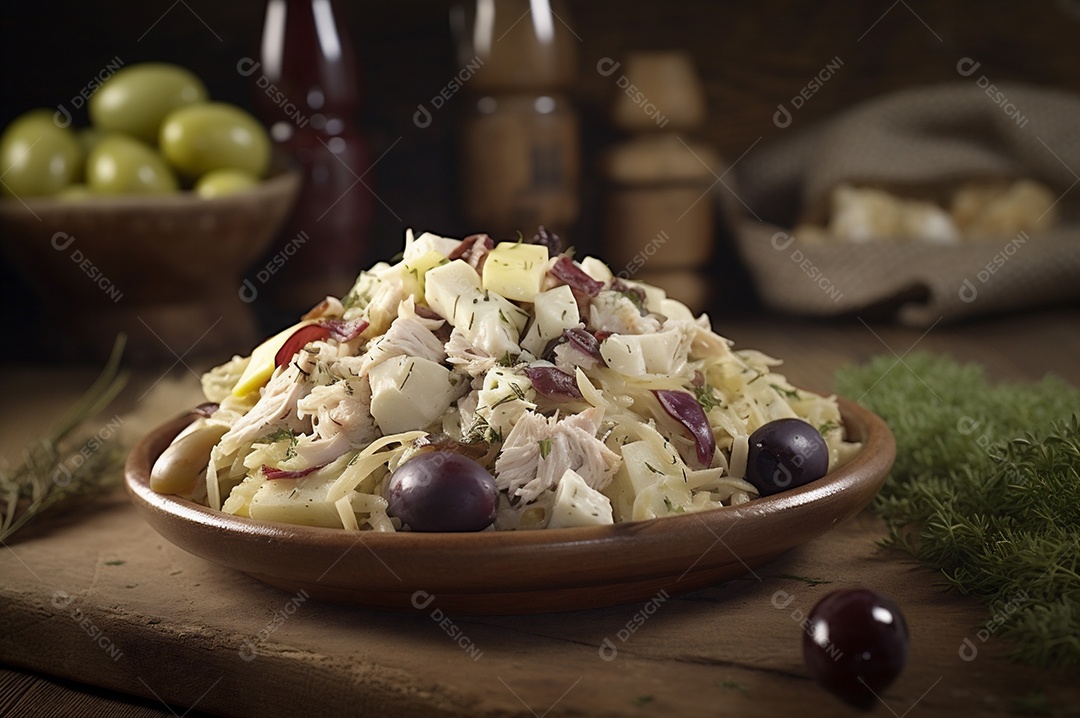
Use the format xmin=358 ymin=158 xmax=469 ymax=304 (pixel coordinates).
xmin=0 ymin=170 xmax=300 ymax=361
xmin=125 ymin=397 xmax=894 ymax=615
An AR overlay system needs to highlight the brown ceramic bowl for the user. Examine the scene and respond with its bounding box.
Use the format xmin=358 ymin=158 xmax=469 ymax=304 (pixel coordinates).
xmin=0 ymin=169 xmax=300 ymax=361
xmin=125 ymin=397 xmax=894 ymax=615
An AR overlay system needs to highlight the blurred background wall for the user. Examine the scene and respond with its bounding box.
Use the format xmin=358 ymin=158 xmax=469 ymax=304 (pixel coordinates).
xmin=3 ymin=0 xmax=1078 ymax=349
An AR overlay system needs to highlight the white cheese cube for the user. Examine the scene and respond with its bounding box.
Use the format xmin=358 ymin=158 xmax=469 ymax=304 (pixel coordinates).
xmin=548 ymin=469 xmax=614 ymax=528
xmin=600 ymin=334 xmax=647 ymax=376
xmin=617 ymin=441 xmax=672 ymax=495
xmin=476 ymin=367 xmax=536 ymax=440
xmin=482 ymin=242 xmax=549 ymax=302
xmin=467 ymin=293 xmax=529 ymax=359
xmin=404 ymin=230 xmax=461 ymax=262
xmin=402 ymin=250 xmax=449 ymax=299
xmin=579 ymin=256 xmax=613 ymax=285
xmin=425 ymin=257 xmax=530 ymax=358
xmin=521 ymin=285 xmax=580 ymax=355
xmin=425 ymin=259 xmax=483 ymax=324
xmin=249 ymin=474 xmax=342 ymax=528
xmin=368 ymin=355 xmax=456 ymax=434
xmin=600 ymin=327 xmax=691 ymax=377
xmin=659 ymin=297 xmax=695 ymax=323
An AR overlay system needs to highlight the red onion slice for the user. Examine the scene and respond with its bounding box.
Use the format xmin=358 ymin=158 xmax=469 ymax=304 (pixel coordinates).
xmin=275 ymin=324 xmax=331 ymax=368
xmin=414 ymin=305 xmax=444 ymax=321
xmin=324 ymin=318 xmax=369 ymax=342
xmin=563 ymin=327 xmax=604 ymax=360
xmin=192 ymin=402 xmax=219 ymax=417
xmin=653 ymin=389 xmax=716 ymax=468
xmin=525 ymin=365 xmax=583 ymax=401
xmin=262 ymin=464 xmax=326 ymax=480
xmin=448 ymin=233 xmax=494 ymax=260
xmin=550 ymin=257 xmax=604 ymax=297
xmin=274 ymin=319 xmax=369 ymax=368
xmin=449 ymin=233 xmax=494 ymax=271
xmin=529 ymin=226 xmax=562 ymax=255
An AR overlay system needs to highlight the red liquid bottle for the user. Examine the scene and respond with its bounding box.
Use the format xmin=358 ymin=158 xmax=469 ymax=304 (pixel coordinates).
xmin=252 ymin=0 xmax=373 ymax=313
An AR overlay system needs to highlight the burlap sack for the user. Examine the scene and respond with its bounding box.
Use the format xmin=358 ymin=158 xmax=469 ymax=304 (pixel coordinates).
xmin=728 ymin=83 xmax=1080 ymax=325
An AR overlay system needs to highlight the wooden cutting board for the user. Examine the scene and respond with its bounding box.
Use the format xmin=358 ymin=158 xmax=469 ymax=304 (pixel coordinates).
xmin=3 ymin=311 xmax=1079 ymax=717
xmin=3 ymin=484 xmax=1078 ymax=717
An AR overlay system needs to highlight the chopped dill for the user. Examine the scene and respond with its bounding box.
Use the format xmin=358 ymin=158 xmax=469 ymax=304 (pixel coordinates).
xmin=817 ymin=422 xmax=839 ymax=436
xmin=260 ymin=427 xmax=294 ymax=444
xmin=0 ymin=335 xmax=127 ymax=542
xmin=464 ymin=414 xmax=502 ymax=445
xmin=770 ymin=383 xmax=800 ymax=400
xmin=662 ymin=496 xmax=685 ymax=513
xmin=836 ymin=352 xmax=1080 ymax=668
xmin=399 ymin=362 xmax=415 ymax=391
xmin=488 ymin=393 xmax=519 ymax=409
xmin=284 ymin=432 xmax=299 ymax=461
xmin=693 ymin=383 xmax=723 ymax=412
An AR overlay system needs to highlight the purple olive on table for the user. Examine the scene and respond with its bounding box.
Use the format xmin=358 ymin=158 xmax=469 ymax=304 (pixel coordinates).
xmin=803 ymin=588 xmax=910 ymax=710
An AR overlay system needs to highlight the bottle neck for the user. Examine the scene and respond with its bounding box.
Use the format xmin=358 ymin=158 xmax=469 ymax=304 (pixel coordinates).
xmin=259 ymin=0 xmax=361 ymax=124
xmin=454 ymin=0 xmax=579 ymax=94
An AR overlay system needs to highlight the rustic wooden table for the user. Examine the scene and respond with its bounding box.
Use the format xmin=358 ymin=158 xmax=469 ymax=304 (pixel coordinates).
xmin=1 ymin=307 xmax=1078 ymax=718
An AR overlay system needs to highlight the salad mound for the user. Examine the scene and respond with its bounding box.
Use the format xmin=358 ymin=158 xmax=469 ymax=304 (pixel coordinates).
xmin=151 ymin=230 xmax=861 ymax=532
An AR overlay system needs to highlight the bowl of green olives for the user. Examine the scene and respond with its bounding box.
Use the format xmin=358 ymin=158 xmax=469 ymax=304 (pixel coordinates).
xmin=0 ymin=63 xmax=301 ymax=362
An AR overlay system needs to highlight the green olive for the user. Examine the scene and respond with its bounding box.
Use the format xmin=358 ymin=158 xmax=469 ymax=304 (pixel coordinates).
xmin=0 ymin=109 xmax=82 ymax=197
xmin=150 ymin=422 xmax=228 ymax=495
xmin=86 ymin=135 xmax=178 ymax=195
xmin=56 ymin=183 xmax=97 ymax=201
xmin=78 ymin=128 xmax=108 ymax=156
xmin=5 ymin=108 xmax=57 ymax=134
xmin=195 ymin=168 xmax=260 ymax=199
xmin=89 ymin=63 xmax=208 ymax=143
xmin=159 ymin=102 xmax=271 ymax=179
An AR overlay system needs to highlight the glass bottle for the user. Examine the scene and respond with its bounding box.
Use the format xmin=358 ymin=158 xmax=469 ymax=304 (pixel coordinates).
xmin=452 ymin=0 xmax=580 ymax=239
xmin=252 ymin=0 xmax=373 ymax=313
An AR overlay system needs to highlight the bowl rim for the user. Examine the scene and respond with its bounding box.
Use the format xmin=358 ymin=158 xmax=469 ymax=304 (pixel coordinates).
xmin=125 ymin=395 xmax=895 ymax=550
xmin=0 ymin=166 xmax=300 ymax=212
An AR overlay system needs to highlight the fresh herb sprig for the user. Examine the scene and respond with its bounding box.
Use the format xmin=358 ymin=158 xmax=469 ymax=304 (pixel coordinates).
xmin=836 ymin=352 xmax=1080 ymax=668
xmin=0 ymin=336 xmax=128 ymax=542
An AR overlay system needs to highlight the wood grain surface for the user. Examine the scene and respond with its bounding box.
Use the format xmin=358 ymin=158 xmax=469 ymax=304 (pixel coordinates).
xmin=2 ymin=307 xmax=1078 ymax=717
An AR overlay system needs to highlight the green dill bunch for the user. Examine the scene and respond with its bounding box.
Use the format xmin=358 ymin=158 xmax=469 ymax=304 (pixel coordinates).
xmin=836 ymin=353 xmax=1080 ymax=668
xmin=1 ymin=337 xmax=128 ymax=542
